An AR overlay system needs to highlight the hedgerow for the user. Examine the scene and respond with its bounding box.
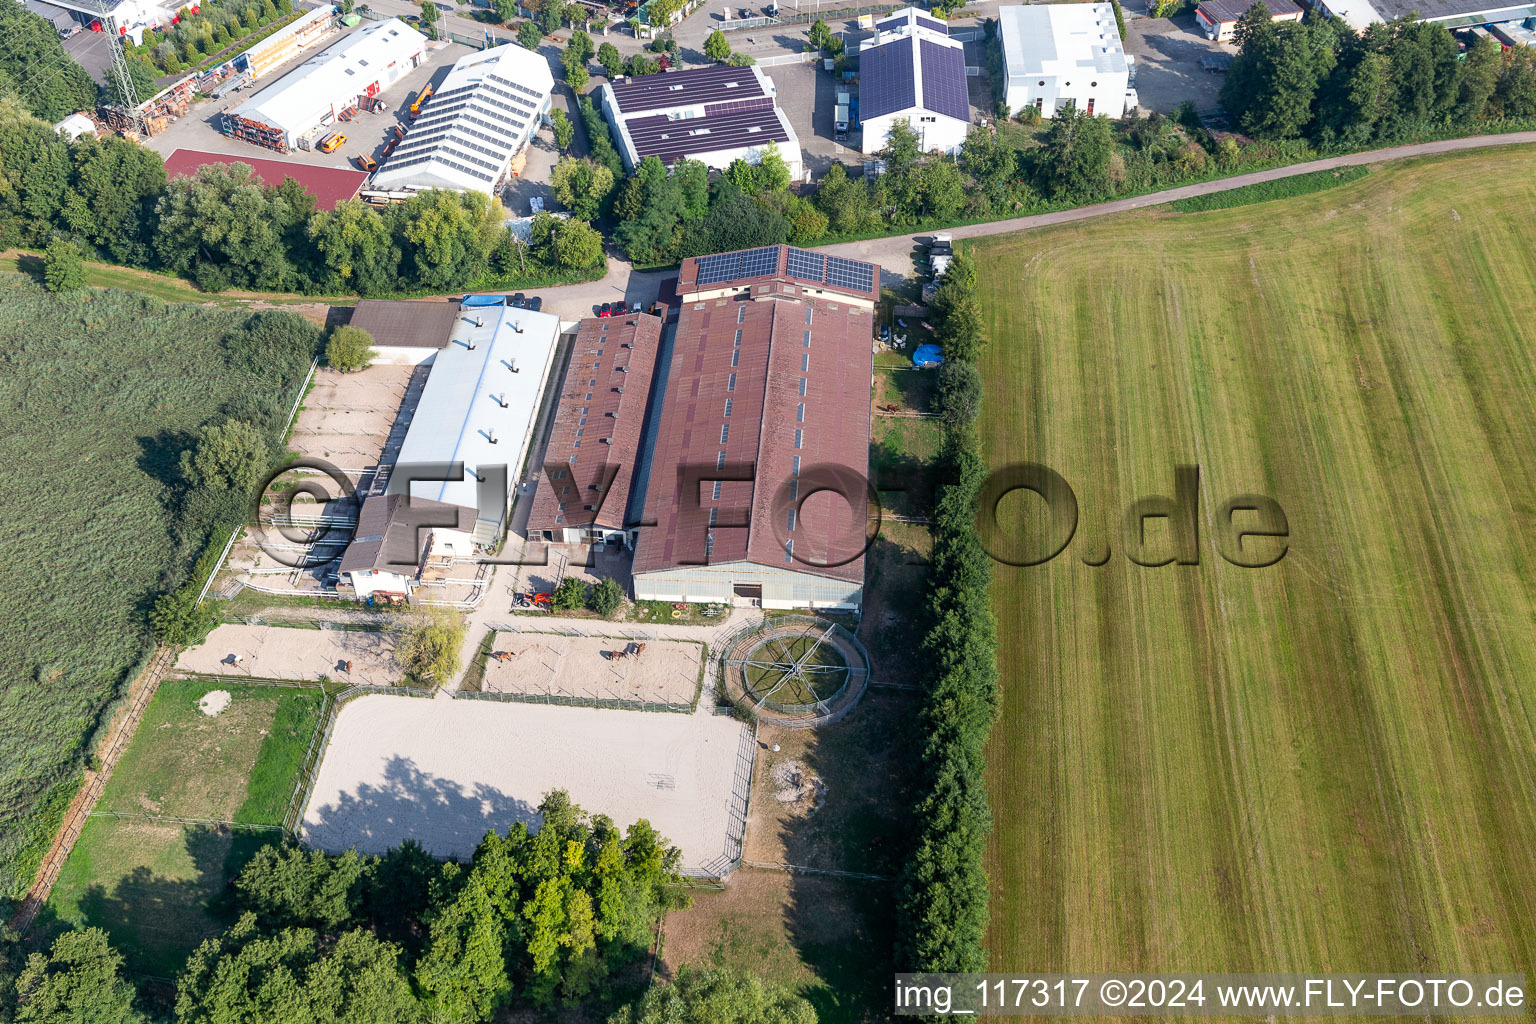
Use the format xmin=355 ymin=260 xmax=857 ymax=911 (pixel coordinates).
xmin=1169 ymin=165 xmax=1370 ymax=212
xmin=896 ymin=254 xmax=1000 ymax=972
xmin=0 ymin=278 xmax=319 ymax=903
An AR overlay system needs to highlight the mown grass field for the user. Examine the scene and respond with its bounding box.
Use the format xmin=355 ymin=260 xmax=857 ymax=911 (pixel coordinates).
xmin=975 ymin=148 xmax=1536 ymax=979
xmin=45 ymin=679 xmax=323 ymax=977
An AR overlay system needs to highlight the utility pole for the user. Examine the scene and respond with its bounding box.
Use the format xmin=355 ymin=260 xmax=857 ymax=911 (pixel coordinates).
xmin=107 ymin=17 xmax=147 ymax=135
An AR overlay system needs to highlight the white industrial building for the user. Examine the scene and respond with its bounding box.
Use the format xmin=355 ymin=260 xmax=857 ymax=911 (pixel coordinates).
xmin=372 ymin=44 xmax=554 ymax=194
xmin=224 ymin=18 xmax=427 ymax=151
xmin=597 ymin=64 xmax=803 ymax=180
xmin=858 ymin=7 xmax=971 ymax=156
xmin=384 ymin=298 xmax=562 ymax=546
xmin=998 ymin=3 xmax=1135 ymax=120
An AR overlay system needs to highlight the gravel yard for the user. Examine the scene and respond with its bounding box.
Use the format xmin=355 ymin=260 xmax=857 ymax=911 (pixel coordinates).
xmin=302 ymin=695 xmax=752 ymax=874
xmin=177 ymin=623 xmax=401 ymax=686
xmin=481 ymin=632 xmax=701 ymax=705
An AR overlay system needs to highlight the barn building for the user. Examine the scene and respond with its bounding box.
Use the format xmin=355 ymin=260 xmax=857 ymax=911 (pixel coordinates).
xmin=223 ymin=19 xmax=427 ymax=152
xmin=597 ymin=65 xmax=803 ymax=179
xmin=372 ymin=44 xmax=554 ymax=194
xmin=525 ymin=314 xmax=665 ymax=548
xmin=1194 ymin=0 xmax=1303 ymax=38
xmin=162 ymin=149 xmax=369 ymax=210
xmin=998 ymin=3 xmax=1135 ymax=120
xmin=858 ymin=7 xmax=971 ymax=156
xmin=631 ymin=246 xmax=878 ymax=611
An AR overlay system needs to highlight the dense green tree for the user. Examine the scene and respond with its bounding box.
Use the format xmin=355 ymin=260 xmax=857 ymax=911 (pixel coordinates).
xmin=613 ymin=156 xmax=687 ymax=263
xmin=149 ymin=586 xmax=220 ymax=648
xmin=1456 ymin=33 xmax=1501 ymax=121
xmin=673 ymin=159 xmax=710 ymax=222
xmin=518 ymin=19 xmax=542 ymax=49
xmin=624 ymin=54 xmax=660 ymax=76
xmin=325 ymin=325 xmax=376 ymax=372
xmin=813 ymin=162 xmax=877 ymax=236
xmin=417 ymin=0 xmax=439 ymax=37
xmin=680 ymin=180 xmax=788 ymax=258
xmin=587 ymin=577 xmax=624 ymax=616
xmin=881 ymin=117 xmax=923 ymax=176
xmin=807 ymin=17 xmax=832 ymax=50
xmin=492 ymin=0 xmax=517 ymax=23
xmin=1221 ymin=9 xmax=1336 ymax=139
xmin=561 ymin=47 xmax=590 ymax=91
xmin=552 ymin=218 xmax=604 ymax=269
xmin=934 ymin=359 xmax=982 ymax=427
xmin=392 ymin=189 xmax=503 ymax=291
xmin=704 ymin=28 xmax=732 ymax=62
xmin=608 ymin=967 xmax=816 ymax=1024
xmin=551 ymin=108 xmax=576 ymax=151
xmin=307 ymin=199 xmax=401 ymax=295
xmin=104 ymin=55 xmax=160 ymax=108
xmin=598 ymin=41 xmax=623 ymax=77
xmin=1496 ymin=45 xmax=1536 ymax=116
xmin=553 ymin=576 xmax=588 ymax=610
xmin=1319 ymin=45 xmax=1393 ymax=144
xmin=181 ymin=419 xmax=270 ymax=494
xmin=960 ymin=125 xmax=1023 ymax=212
xmin=396 ymin=607 xmax=465 ymax=686
xmin=1034 ymin=103 xmax=1114 ymax=198
xmin=41 ymin=239 xmax=85 ymax=293
xmin=14 ymin=928 xmax=143 ymax=1024
xmin=568 ymin=27 xmax=595 ymax=61
xmin=0 ymin=104 xmax=73 ymax=247
xmin=578 ymin=96 xmax=625 ymax=178
xmin=58 ymin=135 xmax=167 ymax=265
xmin=551 ymin=157 xmax=615 ymax=220
xmin=538 ymin=0 xmax=563 ymax=34
xmin=236 ymin=845 xmax=369 ymax=930
xmin=154 ymin=163 xmax=298 ymax=290
xmin=0 ymin=5 xmax=97 ymax=122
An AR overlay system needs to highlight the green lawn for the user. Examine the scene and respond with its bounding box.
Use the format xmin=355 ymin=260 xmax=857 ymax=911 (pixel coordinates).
xmin=46 ymin=679 xmax=323 ymax=977
xmin=975 ymin=148 xmax=1536 ymax=977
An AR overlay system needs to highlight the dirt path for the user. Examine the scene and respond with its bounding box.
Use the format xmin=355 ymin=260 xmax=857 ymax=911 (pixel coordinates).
xmin=816 ymin=132 xmax=1536 ymax=269
xmin=9 ymin=647 xmax=174 ymax=932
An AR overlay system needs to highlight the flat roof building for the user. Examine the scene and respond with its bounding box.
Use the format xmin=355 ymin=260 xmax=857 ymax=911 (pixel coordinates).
xmin=858 ymin=7 xmax=971 ymax=156
xmin=385 ymin=298 xmax=562 ymax=545
xmin=223 ymin=19 xmax=427 ymax=152
xmin=373 ymin=44 xmax=554 ymax=194
xmin=631 ymin=246 xmax=878 ymax=612
xmin=998 ymin=3 xmax=1135 ymax=120
xmin=162 ymin=149 xmax=369 ymax=210
xmin=598 ymin=65 xmax=803 ymax=180
xmin=526 ymin=314 xmax=664 ymax=548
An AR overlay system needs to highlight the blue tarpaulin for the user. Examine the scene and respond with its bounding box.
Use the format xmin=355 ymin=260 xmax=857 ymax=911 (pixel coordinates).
xmin=461 ymin=294 xmax=506 ymax=307
xmin=912 ymin=344 xmax=944 ymax=368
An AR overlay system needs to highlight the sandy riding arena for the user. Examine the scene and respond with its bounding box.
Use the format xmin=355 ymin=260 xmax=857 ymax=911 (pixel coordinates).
xmin=302 ymin=695 xmax=753 ymax=875
xmin=176 ymin=624 xmax=401 ymax=687
xmin=481 ymin=633 xmax=701 ymax=705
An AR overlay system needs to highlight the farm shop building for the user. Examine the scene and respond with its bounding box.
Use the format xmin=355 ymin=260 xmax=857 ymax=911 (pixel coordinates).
xmin=223 ymin=18 xmax=427 ymax=152
xmin=631 ymin=246 xmax=878 ymax=612
xmin=857 ymin=7 xmax=971 ymax=157
xmin=525 ymin=313 xmax=665 ymax=548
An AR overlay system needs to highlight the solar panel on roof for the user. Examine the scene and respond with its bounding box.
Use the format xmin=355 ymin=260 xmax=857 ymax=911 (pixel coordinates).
xmin=785 ymin=248 xmax=826 ymax=282
xmin=825 ymin=256 xmax=875 ymax=293
xmin=860 ymin=36 xmax=917 ymax=120
xmin=694 ymin=246 xmax=781 ymax=286
xmin=918 ymin=39 xmax=969 ymax=122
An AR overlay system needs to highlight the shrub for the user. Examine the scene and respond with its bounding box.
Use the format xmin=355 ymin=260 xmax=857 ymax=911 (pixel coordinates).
xmin=149 ymin=587 xmax=219 ymax=648
xmin=325 ymin=325 xmax=376 ymax=372
xmin=587 ymin=577 xmax=624 ymax=617
xmin=396 ymin=607 xmax=465 ymax=686
xmin=553 ymin=577 xmax=588 ymax=611
xmin=41 ymin=239 xmax=85 ymax=293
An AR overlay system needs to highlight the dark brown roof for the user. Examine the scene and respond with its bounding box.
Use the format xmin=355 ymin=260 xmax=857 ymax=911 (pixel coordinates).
xmin=632 ymin=272 xmax=873 ymax=584
xmin=526 ymin=314 xmax=664 ymax=534
xmin=340 ymin=494 xmax=477 ymax=574
xmin=1197 ymin=0 xmax=1301 ymax=20
xmin=347 ymin=299 xmax=459 ymax=349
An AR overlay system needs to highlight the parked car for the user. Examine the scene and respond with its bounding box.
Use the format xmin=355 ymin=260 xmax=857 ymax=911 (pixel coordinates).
xmin=511 ymin=293 xmax=526 ymax=308
xmin=318 ymin=132 xmax=346 ymax=153
xmin=598 ymin=302 xmax=612 ymax=317
xmin=355 ymin=153 xmax=377 ymax=172
xmin=528 ymin=296 xmax=542 ymax=311
xmin=631 ymin=301 xmax=642 ymax=313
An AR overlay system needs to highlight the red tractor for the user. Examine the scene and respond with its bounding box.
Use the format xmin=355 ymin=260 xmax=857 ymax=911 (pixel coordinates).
xmin=516 ymin=591 xmax=553 ymax=610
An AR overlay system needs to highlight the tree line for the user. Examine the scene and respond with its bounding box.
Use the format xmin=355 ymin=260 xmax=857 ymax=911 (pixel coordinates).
xmin=1223 ymin=4 xmax=1536 ymax=145
xmin=1 ymin=792 xmax=816 ymax=1022
xmin=0 ymin=99 xmax=603 ymax=296
xmin=895 ymin=253 xmax=1000 ymax=973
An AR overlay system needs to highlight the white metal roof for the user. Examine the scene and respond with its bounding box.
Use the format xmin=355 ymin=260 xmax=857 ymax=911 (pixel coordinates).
xmin=230 ymin=18 xmax=427 ymax=136
xmin=1316 ymin=0 xmax=1384 ymax=28
xmin=998 ymin=3 xmax=1129 ymax=80
xmin=373 ymin=45 xmax=554 ymax=193
xmin=387 ymin=303 xmax=561 ymax=522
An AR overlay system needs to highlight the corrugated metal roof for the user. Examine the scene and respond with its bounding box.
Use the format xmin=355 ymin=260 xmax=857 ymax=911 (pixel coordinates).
xmin=1196 ymin=0 xmax=1301 ymax=19
xmin=526 ymin=315 xmax=664 ymax=534
xmin=340 ymin=494 xmax=478 ymax=573
xmin=162 ymin=149 xmax=367 ymax=210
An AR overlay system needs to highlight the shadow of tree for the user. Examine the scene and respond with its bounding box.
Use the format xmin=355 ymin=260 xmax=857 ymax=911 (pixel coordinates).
xmin=303 ymin=753 xmax=535 ymax=861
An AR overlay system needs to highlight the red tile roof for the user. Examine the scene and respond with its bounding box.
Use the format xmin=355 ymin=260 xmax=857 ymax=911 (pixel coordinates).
xmin=162 ymin=149 xmax=368 ymax=211
xmin=632 ymin=264 xmax=874 ymax=584
xmin=527 ymin=315 xmax=664 ymax=534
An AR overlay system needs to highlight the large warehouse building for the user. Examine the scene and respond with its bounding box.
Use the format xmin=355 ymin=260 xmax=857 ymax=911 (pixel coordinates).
xmin=597 ymin=65 xmax=803 ymax=180
xmin=858 ymin=7 xmax=971 ymax=156
xmin=631 ymin=246 xmax=878 ymax=611
xmin=526 ymin=314 xmax=665 ymax=548
xmin=998 ymin=3 xmax=1135 ymax=120
xmin=223 ymin=18 xmax=427 ymax=151
xmin=372 ymin=44 xmax=554 ymax=194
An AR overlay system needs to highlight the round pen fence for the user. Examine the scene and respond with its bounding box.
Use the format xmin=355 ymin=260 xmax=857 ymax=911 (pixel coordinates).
xmin=718 ymin=615 xmax=870 ymax=728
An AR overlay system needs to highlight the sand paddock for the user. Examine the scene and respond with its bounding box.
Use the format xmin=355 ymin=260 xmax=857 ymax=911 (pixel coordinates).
xmin=302 ymin=695 xmax=752 ymax=875
xmin=177 ymin=624 xmax=401 ymax=686
xmin=481 ymin=633 xmax=701 ymax=705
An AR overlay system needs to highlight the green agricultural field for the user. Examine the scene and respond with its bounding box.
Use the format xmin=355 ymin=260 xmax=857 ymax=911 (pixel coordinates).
xmin=976 ymin=148 xmax=1536 ymax=979
xmin=46 ymin=678 xmax=324 ymax=977
xmin=0 ymin=279 xmax=318 ymax=901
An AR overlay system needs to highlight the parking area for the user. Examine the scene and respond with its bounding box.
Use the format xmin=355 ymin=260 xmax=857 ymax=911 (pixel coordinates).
xmin=763 ymin=60 xmax=860 ymax=175
xmin=1125 ymin=12 xmax=1233 ymax=114
xmin=141 ymin=34 xmax=474 ymax=173
xmin=480 ymin=631 xmax=701 ymax=704
xmin=176 ymin=623 xmax=402 ymax=686
xmin=303 ymin=694 xmax=752 ymax=874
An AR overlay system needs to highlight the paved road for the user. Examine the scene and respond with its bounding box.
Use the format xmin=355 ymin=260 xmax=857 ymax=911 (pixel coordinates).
xmin=815 ymin=131 xmax=1536 ymax=274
